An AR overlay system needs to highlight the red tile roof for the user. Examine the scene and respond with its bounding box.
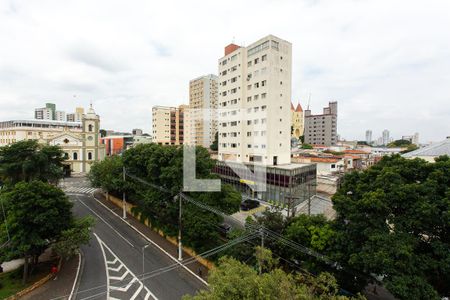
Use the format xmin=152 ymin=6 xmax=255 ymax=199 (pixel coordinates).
xmin=344 ymin=149 xmax=369 ymax=154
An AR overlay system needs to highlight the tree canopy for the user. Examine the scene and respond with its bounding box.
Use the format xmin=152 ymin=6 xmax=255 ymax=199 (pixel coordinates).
xmin=210 ymin=132 xmax=218 ymax=151
xmin=89 ymin=144 xmax=241 ymax=253
xmin=332 ymin=155 xmax=450 ymax=299
xmin=0 ymin=181 xmax=73 ymax=283
xmin=0 ymin=140 xmax=65 ymax=185
xmin=183 ymin=255 xmax=364 ymax=300
xmin=387 ymin=139 xmax=411 ymax=148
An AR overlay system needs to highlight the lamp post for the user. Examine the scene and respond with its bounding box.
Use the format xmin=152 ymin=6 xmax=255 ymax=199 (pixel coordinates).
xmin=142 ymin=244 xmax=150 ymax=275
xmin=122 ymin=166 xmax=126 ymax=219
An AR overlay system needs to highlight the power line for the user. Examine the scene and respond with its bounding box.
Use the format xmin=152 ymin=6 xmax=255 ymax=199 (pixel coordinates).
xmin=55 ymin=231 xmax=259 ymax=300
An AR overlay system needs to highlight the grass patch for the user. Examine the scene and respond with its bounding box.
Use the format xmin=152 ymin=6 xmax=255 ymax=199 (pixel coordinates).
xmin=0 ymin=260 xmax=55 ymax=299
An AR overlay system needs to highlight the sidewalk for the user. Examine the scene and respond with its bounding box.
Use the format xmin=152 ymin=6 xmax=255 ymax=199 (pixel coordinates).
xmin=21 ymin=254 xmax=80 ymax=300
xmin=93 ymin=190 xmax=210 ymax=281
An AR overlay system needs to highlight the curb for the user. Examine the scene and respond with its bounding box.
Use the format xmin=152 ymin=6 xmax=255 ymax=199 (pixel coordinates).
xmin=68 ymin=251 xmax=83 ymax=300
xmin=5 ymin=274 xmax=54 ymax=300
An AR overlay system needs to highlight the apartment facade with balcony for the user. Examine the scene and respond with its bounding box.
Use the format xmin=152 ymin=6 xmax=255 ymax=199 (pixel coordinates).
xmin=152 ymin=105 xmax=186 ymax=145
xmin=217 ymin=35 xmax=292 ymax=166
xmin=185 ymin=74 xmax=218 ymax=148
xmin=304 ymin=101 xmax=338 ymax=146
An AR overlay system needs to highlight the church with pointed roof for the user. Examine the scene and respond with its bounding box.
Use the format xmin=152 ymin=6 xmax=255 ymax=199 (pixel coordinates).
xmin=48 ymin=105 xmax=105 ymax=174
xmin=291 ymin=101 xmax=304 ymax=139
xmin=0 ymin=105 xmax=105 ymax=175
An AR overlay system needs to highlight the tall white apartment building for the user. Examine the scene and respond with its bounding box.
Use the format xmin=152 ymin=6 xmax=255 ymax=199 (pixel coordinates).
xmin=152 ymin=105 xmax=186 ymax=145
xmin=382 ymin=129 xmax=390 ymax=146
xmin=365 ymin=130 xmax=372 ymax=144
xmin=67 ymin=107 xmax=84 ymax=122
xmin=35 ymin=108 xmax=53 ymax=120
xmin=186 ymin=74 xmax=218 ymax=148
xmin=218 ymin=35 xmax=292 ymax=165
xmin=55 ymin=111 xmax=66 ymax=121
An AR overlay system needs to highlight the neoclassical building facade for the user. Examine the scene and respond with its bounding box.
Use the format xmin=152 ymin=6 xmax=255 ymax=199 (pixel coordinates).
xmin=0 ymin=105 xmax=105 ymax=174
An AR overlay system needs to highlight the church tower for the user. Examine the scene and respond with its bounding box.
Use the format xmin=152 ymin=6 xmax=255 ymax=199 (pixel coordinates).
xmin=81 ymin=104 xmax=104 ymax=172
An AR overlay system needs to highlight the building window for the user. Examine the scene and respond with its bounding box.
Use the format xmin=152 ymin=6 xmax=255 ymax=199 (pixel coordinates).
xmin=262 ymin=54 xmax=267 ymax=61
xmin=88 ymin=152 xmax=93 ymax=160
xmin=88 ymin=124 xmax=93 ymax=132
xmin=73 ymin=152 xmax=78 ymax=160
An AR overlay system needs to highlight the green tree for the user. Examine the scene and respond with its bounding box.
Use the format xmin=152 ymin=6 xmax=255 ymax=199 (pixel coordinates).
xmin=332 ymin=155 xmax=450 ymax=299
xmin=0 ymin=140 xmax=65 ymax=185
xmin=89 ymin=155 xmax=125 ymax=197
xmin=210 ymin=132 xmax=218 ymax=151
xmin=285 ymin=214 xmax=335 ymax=252
xmin=52 ymin=216 xmax=95 ymax=260
xmin=183 ymin=256 xmax=364 ymax=300
xmin=400 ymin=143 xmax=418 ymax=154
xmin=302 ymin=143 xmax=313 ymax=149
xmin=387 ymin=139 xmax=411 ymax=148
xmin=0 ymin=181 xmax=73 ymax=283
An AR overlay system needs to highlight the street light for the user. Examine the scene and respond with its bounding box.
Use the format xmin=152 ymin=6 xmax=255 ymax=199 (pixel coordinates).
xmin=142 ymin=244 xmax=150 ymax=276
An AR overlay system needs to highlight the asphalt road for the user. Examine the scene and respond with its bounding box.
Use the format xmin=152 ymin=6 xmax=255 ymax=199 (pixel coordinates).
xmin=68 ymin=184 xmax=205 ymax=300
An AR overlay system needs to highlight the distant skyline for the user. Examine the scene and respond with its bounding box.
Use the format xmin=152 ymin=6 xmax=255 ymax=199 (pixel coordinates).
xmin=1 ymin=0 xmax=449 ymax=143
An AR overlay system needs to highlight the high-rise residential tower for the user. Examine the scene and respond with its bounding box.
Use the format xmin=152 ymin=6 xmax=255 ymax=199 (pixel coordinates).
xmin=186 ymin=74 xmax=218 ymax=148
xmin=382 ymin=129 xmax=390 ymax=146
xmin=67 ymin=107 xmax=84 ymax=122
xmin=35 ymin=103 xmax=57 ymax=120
xmin=304 ymin=101 xmax=338 ymax=146
xmin=152 ymin=105 xmax=186 ymax=145
xmin=217 ymin=35 xmax=292 ymax=165
xmin=365 ymin=130 xmax=372 ymax=144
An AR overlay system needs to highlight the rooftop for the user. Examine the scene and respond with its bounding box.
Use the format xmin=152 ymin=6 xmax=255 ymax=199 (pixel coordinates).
xmin=403 ymin=137 xmax=450 ymax=157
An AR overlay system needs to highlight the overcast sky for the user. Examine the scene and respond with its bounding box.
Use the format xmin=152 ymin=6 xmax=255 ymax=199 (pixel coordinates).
xmin=0 ymin=0 xmax=449 ymax=143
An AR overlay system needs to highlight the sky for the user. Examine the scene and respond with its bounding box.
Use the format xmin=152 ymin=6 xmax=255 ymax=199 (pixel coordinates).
xmin=0 ymin=0 xmax=449 ymax=143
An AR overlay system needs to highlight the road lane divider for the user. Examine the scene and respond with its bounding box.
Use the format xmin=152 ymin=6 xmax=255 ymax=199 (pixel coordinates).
xmin=90 ymin=190 xmax=209 ymax=286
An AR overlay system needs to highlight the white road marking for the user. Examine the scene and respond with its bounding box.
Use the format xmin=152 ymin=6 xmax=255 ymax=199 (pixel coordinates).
xmin=94 ymin=233 xmax=110 ymax=300
xmin=77 ymin=197 xmax=135 ymax=248
xmin=95 ymin=234 xmax=158 ymax=299
xmin=68 ymin=251 xmax=82 ymax=300
xmin=90 ymin=191 xmax=209 ymax=286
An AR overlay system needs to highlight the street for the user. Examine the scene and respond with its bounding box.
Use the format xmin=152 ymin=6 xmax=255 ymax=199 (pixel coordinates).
xmin=65 ymin=178 xmax=206 ymax=300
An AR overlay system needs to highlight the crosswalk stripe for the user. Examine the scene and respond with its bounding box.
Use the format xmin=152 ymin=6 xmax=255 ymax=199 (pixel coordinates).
xmin=110 ymin=270 xmax=129 ymax=281
xmin=130 ymin=283 xmax=144 ymax=300
xmin=110 ymin=277 xmax=137 ymax=292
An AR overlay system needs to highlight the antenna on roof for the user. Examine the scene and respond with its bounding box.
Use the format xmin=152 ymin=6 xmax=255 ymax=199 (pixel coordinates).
xmin=307 ymin=93 xmax=311 ymax=110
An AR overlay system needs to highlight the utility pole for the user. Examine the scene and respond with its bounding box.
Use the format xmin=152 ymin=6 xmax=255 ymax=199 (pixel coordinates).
xmin=307 ymin=180 xmax=311 ymax=216
xmin=259 ymin=227 xmax=264 ymax=275
xmin=122 ymin=166 xmax=127 ymax=219
xmin=177 ymin=193 xmax=182 ymax=261
xmin=142 ymin=244 xmax=149 ymax=275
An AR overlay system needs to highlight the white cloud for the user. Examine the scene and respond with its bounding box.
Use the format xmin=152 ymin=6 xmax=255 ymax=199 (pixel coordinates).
xmin=0 ymin=0 xmax=449 ymax=142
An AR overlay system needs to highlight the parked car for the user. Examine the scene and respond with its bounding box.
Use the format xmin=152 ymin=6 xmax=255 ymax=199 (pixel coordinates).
xmin=218 ymin=223 xmax=232 ymax=237
xmin=240 ymin=199 xmax=260 ymax=211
